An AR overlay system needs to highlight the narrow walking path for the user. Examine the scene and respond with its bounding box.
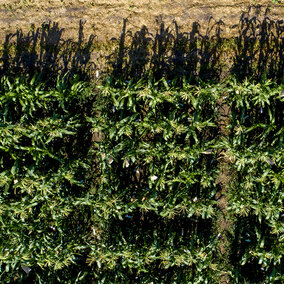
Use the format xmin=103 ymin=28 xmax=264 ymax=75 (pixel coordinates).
xmin=215 ymin=97 xmax=233 ymax=283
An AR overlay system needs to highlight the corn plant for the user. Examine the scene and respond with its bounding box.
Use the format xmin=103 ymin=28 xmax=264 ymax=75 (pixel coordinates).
xmin=85 ymin=77 xmax=222 ymax=282
xmin=0 ymin=73 xmax=94 ymax=283
xmin=1 ymin=73 xmax=283 ymax=283
xmin=223 ymin=79 xmax=284 ymax=283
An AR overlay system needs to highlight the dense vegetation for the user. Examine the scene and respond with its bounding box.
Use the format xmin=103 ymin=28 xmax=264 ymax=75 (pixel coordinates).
xmin=0 ymin=74 xmax=283 ymax=283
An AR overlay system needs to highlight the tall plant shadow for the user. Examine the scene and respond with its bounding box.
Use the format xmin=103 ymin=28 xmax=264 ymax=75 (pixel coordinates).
xmin=108 ymin=17 xmax=224 ymax=84
xmin=0 ymin=9 xmax=282 ymax=84
xmin=108 ymin=10 xmax=283 ymax=84
xmin=232 ymin=7 xmax=283 ymax=82
xmin=0 ymin=20 xmax=96 ymax=82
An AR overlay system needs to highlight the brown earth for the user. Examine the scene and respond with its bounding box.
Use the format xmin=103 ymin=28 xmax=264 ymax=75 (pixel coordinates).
xmin=0 ymin=0 xmax=283 ymax=43
xmin=0 ymin=1 xmax=283 ymax=76
xmin=214 ymin=99 xmax=233 ymax=284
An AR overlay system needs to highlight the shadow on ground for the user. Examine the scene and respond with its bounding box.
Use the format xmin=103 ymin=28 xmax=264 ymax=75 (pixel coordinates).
xmin=108 ymin=9 xmax=283 ymax=83
xmin=0 ymin=20 xmax=96 ymax=81
xmin=0 ymin=8 xmax=283 ymax=84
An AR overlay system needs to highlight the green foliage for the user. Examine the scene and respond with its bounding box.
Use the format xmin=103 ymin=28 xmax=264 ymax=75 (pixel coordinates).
xmin=0 ymin=74 xmax=93 ymax=283
xmin=223 ymin=79 xmax=283 ymax=283
xmin=86 ymin=77 xmax=221 ymax=283
xmin=0 ymin=74 xmax=283 ymax=283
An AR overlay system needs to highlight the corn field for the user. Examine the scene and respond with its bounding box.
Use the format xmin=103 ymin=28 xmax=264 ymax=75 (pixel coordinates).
xmin=0 ymin=72 xmax=283 ymax=283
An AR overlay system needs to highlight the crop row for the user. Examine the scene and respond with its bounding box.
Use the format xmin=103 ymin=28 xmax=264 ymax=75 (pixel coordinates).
xmin=0 ymin=74 xmax=283 ymax=283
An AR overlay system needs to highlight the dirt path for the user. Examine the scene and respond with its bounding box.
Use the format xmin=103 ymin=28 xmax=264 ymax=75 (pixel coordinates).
xmin=0 ymin=1 xmax=282 ymax=77
xmin=0 ymin=0 xmax=282 ymax=43
xmin=215 ymin=97 xmax=233 ymax=283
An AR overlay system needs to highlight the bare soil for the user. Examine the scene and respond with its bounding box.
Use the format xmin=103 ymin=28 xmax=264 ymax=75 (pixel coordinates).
xmin=0 ymin=1 xmax=282 ymax=76
xmin=215 ymin=99 xmax=233 ymax=283
xmin=0 ymin=1 xmax=282 ymax=43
